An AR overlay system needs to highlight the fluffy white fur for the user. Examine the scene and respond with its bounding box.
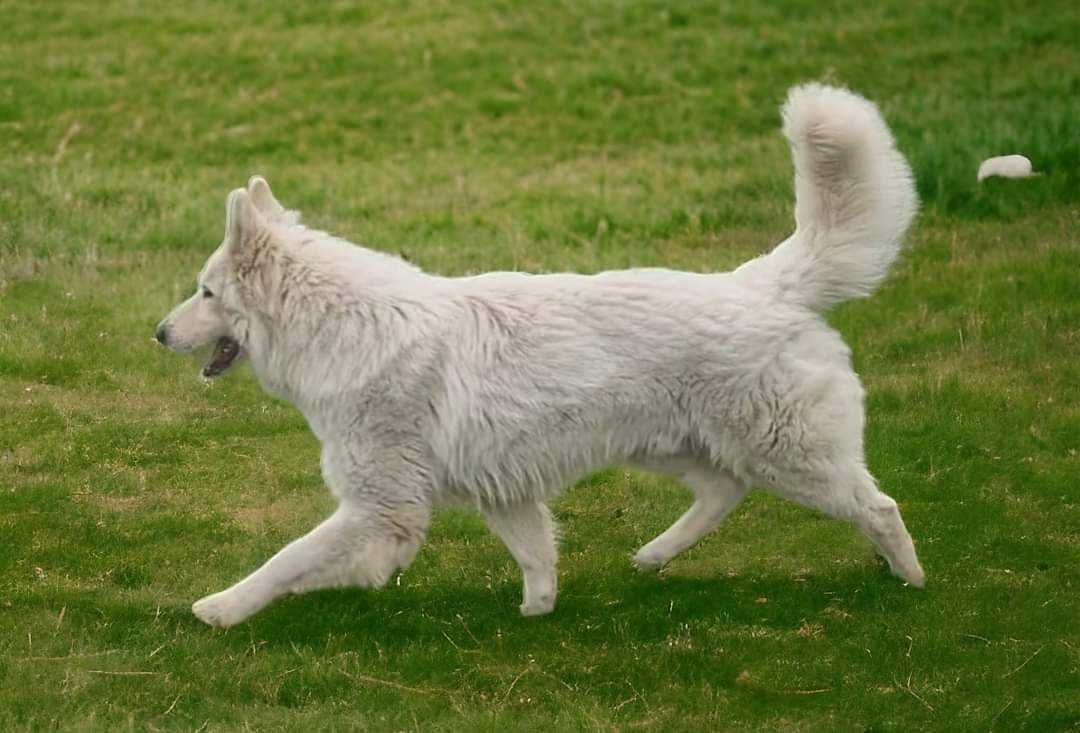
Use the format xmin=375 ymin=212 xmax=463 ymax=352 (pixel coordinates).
xmin=156 ymin=83 xmax=923 ymax=628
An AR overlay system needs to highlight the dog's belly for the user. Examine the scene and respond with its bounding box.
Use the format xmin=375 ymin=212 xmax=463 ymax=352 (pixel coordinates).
xmin=432 ymin=367 xmax=742 ymax=506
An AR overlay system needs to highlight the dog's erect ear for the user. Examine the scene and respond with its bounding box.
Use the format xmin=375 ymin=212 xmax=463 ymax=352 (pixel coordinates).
xmin=225 ymin=188 xmax=279 ymax=300
xmin=225 ymin=188 xmax=257 ymax=241
xmin=224 ymin=188 xmax=270 ymax=261
xmin=247 ymin=175 xmax=301 ymax=225
xmin=247 ymin=176 xmax=286 ymax=218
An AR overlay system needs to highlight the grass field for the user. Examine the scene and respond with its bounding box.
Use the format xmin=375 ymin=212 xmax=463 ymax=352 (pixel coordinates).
xmin=2 ymin=1 xmax=1078 ymax=730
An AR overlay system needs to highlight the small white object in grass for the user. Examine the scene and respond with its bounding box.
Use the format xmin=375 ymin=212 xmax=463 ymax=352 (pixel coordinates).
xmin=977 ymin=154 xmax=1035 ymax=181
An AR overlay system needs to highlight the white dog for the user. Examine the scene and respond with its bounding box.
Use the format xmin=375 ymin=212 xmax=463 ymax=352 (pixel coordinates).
xmin=156 ymin=83 xmax=923 ymax=628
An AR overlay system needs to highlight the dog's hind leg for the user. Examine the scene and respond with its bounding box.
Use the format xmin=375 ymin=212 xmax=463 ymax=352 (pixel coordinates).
xmin=192 ymin=500 xmax=430 ymax=628
xmin=848 ymin=472 xmax=924 ymax=587
xmin=482 ymin=501 xmax=558 ymax=617
xmin=766 ymin=462 xmax=924 ymax=587
xmin=632 ymin=465 xmax=750 ymax=572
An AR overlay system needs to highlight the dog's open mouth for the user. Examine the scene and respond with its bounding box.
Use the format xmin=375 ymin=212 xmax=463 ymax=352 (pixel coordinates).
xmin=202 ymin=337 xmax=242 ymax=379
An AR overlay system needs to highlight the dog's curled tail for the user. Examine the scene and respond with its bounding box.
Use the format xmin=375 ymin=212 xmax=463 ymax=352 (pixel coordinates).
xmin=736 ymin=83 xmax=918 ymax=312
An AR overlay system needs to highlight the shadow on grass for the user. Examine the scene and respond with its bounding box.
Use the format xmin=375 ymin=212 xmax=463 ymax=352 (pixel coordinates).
xmin=151 ymin=562 xmax=927 ymax=652
xmin=13 ymin=559 xmax=940 ymax=717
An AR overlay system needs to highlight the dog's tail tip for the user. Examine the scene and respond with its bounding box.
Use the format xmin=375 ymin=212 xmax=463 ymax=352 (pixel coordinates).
xmin=755 ymin=83 xmax=919 ymax=311
xmin=781 ymin=83 xmax=889 ymax=149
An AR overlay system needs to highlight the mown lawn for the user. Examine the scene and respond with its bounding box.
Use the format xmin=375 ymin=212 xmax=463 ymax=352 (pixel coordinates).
xmin=1 ymin=1 xmax=1078 ymax=730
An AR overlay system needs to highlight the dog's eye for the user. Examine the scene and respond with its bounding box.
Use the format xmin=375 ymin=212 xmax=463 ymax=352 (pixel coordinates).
xmin=202 ymin=287 xmax=214 ymax=298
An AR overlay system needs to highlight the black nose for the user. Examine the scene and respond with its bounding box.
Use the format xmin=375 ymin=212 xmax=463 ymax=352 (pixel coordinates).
xmin=155 ymin=324 xmax=169 ymax=346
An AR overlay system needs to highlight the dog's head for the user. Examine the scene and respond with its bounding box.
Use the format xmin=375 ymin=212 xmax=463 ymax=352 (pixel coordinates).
xmin=155 ymin=176 xmax=296 ymax=379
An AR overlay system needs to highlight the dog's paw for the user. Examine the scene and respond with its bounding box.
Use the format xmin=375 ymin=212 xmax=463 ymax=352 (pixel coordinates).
xmin=901 ymin=563 xmax=926 ymax=589
xmin=879 ymin=554 xmax=926 ymax=589
xmin=520 ymin=595 xmax=555 ymax=617
xmin=631 ymin=548 xmax=666 ymax=573
xmin=192 ymin=590 xmax=250 ymax=628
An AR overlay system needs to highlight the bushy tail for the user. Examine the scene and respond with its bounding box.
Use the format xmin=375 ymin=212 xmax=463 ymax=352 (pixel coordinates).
xmin=735 ymin=84 xmax=918 ymax=311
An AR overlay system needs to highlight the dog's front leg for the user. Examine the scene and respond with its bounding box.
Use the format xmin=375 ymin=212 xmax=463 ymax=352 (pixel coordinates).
xmin=192 ymin=502 xmax=428 ymax=628
xmin=483 ymin=501 xmax=559 ymax=616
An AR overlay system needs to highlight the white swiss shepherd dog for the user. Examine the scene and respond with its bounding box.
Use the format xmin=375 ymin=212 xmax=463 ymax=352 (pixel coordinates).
xmin=156 ymin=83 xmax=924 ymax=628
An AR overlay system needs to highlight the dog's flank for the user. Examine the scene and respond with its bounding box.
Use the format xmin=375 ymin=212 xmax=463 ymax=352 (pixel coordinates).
xmin=156 ymin=83 xmax=924 ymax=628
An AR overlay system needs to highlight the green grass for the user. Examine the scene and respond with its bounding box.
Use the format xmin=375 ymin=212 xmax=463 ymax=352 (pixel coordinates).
xmin=2 ymin=0 xmax=1078 ymax=729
